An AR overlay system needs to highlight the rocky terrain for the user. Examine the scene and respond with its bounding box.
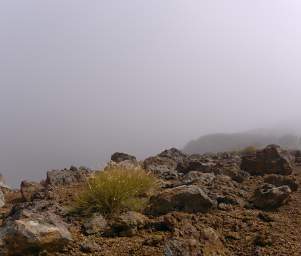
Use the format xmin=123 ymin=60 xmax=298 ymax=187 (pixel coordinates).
xmin=0 ymin=145 xmax=301 ymax=255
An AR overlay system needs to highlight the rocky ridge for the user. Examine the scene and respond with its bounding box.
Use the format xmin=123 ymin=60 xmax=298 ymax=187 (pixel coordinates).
xmin=0 ymin=145 xmax=300 ymax=255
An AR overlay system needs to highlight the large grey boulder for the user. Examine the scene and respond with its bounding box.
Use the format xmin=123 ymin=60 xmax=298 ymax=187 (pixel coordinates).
xmin=147 ymin=185 xmax=217 ymax=216
xmin=241 ymin=145 xmax=293 ymax=176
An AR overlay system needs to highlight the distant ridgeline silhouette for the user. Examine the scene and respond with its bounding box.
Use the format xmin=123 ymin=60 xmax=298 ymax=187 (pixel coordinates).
xmin=183 ymin=131 xmax=301 ymax=154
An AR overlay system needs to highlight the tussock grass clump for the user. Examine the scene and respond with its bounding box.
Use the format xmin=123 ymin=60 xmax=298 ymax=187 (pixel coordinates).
xmin=75 ymin=167 xmax=157 ymax=216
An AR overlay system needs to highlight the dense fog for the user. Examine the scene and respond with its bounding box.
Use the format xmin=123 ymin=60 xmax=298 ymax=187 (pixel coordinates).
xmin=1 ymin=1 xmax=301 ymax=186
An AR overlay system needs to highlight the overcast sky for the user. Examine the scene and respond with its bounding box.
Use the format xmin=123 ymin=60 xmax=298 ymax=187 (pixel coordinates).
xmin=1 ymin=1 xmax=301 ymax=186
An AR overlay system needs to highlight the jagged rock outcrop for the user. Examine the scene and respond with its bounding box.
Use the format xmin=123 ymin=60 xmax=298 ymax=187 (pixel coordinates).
xmin=241 ymin=145 xmax=293 ymax=175
xmin=147 ymin=185 xmax=217 ymax=216
xmin=46 ymin=166 xmax=91 ymax=186
xmin=143 ymin=156 xmax=179 ymax=180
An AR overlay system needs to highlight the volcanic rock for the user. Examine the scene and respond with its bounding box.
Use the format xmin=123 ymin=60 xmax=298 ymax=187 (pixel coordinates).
xmin=251 ymin=184 xmax=292 ymax=209
xmin=147 ymin=185 xmax=217 ymax=216
xmin=241 ymin=145 xmax=293 ymax=175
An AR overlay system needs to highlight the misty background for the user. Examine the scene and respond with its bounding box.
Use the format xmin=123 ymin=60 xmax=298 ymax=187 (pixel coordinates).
xmin=1 ymin=1 xmax=301 ymax=186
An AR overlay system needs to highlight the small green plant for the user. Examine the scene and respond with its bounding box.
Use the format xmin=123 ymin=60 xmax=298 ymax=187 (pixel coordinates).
xmin=75 ymin=167 xmax=157 ymax=216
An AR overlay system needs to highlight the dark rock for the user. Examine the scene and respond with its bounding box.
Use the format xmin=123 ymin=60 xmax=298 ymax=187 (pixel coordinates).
xmin=147 ymin=185 xmax=217 ymax=216
xmin=178 ymin=157 xmax=215 ymax=174
xmin=158 ymin=148 xmax=187 ymax=163
xmin=251 ymin=184 xmax=291 ymax=209
xmin=143 ymin=156 xmax=178 ymax=180
xmin=111 ymin=152 xmax=137 ymax=163
xmin=264 ymin=174 xmax=298 ymax=191
xmin=241 ymin=145 xmax=293 ymax=176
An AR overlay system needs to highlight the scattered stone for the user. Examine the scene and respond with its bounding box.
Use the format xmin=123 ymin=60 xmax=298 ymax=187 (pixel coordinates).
xmin=251 ymin=184 xmax=292 ymax=209
xmin=20 ymin=180 xmax=43 ymax=201
xmin=147 ymin=185 xmax=217 ymax=216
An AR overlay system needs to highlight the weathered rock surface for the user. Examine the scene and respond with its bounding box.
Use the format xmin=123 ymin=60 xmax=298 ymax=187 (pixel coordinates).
xmin=143 ymin=156 xmax=178 ymax=180
xmin=0 ymin=201 xmax=72 ymax=255
xmin=241 ymin=144 xmax=293 ymax=175
xmin=251 ymin=184 xmax=292 ymax=209
xmin=158 ymin=148 xmax=187 ymax=164
xmin=46 ymin=166 xmax=91 ymax=186
xmin=147 ymin=185 xmax=217 ymax=215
